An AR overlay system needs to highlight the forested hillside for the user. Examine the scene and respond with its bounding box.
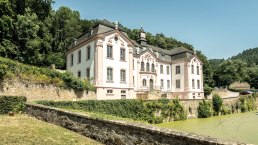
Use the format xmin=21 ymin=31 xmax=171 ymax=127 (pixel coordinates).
xmin=231 ymin=47 xmax=258 ymax=66
xmin=0 ymin=0 xmax=194 ymax=69
xmin=1 ymin=0 xmax=257 ymax=91
xmin=210 ymin=48 xmax=258 ymax=89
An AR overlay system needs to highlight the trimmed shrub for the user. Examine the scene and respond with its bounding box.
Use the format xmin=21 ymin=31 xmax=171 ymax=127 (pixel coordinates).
xmin=37 ymin=98 xmax=187 ymax=124
xmin=197 ymin=100 xmax=213 ymax=118
xmin=0 ymin=96 xmax=27 ymax=114
xmin=212 ymin=94 xmax=223 ymax=115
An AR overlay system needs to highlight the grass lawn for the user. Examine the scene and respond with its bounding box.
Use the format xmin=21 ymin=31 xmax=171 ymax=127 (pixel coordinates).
xmin=61 ymin=108 xmax=148 ymax=124
xmin=0 ymin=114 xmax=102 ymax=145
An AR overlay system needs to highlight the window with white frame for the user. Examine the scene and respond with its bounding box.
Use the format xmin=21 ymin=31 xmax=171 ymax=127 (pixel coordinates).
xmin=77 ymin=70 xmax=81 ymax=78
xmin=160 ymin=65 xmax=163 ymax=74
xmin=197 ymin=80 xmax=200 ymax=89
xmin=176 ymin=79 xmax=180 ymax=88
xmin=197 ymin=66 xmax=200 ymax=75
xmin=107 ymin=45 xmax=113 ymax=58
xmin=87 ymin=46 xmax=91 ymax=60
xmin=176 ymin=66 xmax=180 ymax=74
xmin=70 ymin=54 xmax=74 ymax=66
xmin=166 ymin=66 xmax=169 ymax=75
xmin=167 ymin=80 xmax=170 ymax=89
xmin=141 ymin=62 xmax=145 ymax=71
xmin=121 ymin=90 xmax=126 ymax=99
xmin=160 ymin=79 xmax=164 ymax=88
xmin=133 ymin=59 xmax=134 ymax=69
xmin=120 ymin=48 xmax=125 ymax=61
xmin=143 ymin=79 xmax=146 ymax=86
xmin=86 ymin=68 xmax=90 ymax=79
xmin=151 ymin=63 xmax=155 ymax=72
xmin=107 ymin=89 xmax=113 ymax=94
xmin=107 ymin=67 xmax=113 ymax=81
xmin=192 ymin=79 xmax=195 ymax=89
xmin=146 ymin=62 xmax=150 ymax=72
xmin=120 ymin=69 xmax=126 ymax=82
xmin=191 ymin=65 xmax=194 ymax=74
xmin=78 ymin=50 xmax=81 ymax=63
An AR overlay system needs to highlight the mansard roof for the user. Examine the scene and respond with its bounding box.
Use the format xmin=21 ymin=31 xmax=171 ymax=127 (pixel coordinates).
xmin=68 ymin=19 xmax=129 ymax=50
xmin=67 ymin=19 xmax=201 ymax=63
xmin=131 ymin=38 xmax=196 ymax=62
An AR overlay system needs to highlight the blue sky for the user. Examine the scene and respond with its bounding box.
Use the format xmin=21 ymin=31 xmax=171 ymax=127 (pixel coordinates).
xmin=53 ymin=0 xmax=258 ymax=59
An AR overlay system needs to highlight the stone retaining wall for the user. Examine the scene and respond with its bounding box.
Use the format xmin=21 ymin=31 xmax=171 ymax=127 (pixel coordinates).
xmin=0 ymin=79 xmax=96 ymax=101
xmin=25 ymin=103 xmax=242 ymax=145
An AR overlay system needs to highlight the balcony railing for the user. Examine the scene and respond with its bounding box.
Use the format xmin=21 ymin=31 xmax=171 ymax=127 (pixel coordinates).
xmin=139 ymin=70 xmax=157 ymax=75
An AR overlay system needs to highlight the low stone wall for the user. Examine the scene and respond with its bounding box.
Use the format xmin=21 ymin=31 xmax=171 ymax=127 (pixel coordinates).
xmin=181 ymin=97 xmax=240 ymax=119
xmin=25 ymin=103 xmax=242 ymax=145
xmin=0 ymin=79 xmax=96 ymax=101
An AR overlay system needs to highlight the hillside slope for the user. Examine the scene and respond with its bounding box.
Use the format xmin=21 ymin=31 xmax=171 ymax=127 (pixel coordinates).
xmin=231 ymin=47 xmax=258 ymax=66
xmin=0 ymin=57 xmax=94 ymax=91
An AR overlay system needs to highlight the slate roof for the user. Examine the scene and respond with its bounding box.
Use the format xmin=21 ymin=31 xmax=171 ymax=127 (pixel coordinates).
xmin=68 ymin=19 xmax=196 ymax=62
xmin=69 ymin=19 xmax=128 ymax=49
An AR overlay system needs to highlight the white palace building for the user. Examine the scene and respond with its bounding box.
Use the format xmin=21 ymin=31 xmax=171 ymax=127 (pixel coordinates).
xmin=66 ymin=20 xmax=204 ymax=100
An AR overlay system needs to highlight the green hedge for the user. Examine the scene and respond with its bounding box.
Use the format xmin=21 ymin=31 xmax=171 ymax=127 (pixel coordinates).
xmin=36 ymin=99 xmax=186 ymax=124
xmin=0 ymin=96 xmax=27 ymax=114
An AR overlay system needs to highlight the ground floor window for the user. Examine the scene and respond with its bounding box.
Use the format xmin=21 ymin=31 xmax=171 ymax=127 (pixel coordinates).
xmin=160 ymin=79 xmax=164 ymax=88
xmin=107 ymin=89 xmax=113 ymax=94
xmin=121 ymin=90 xmax=126 ymax=99
xmin=193 ymin=93 xmax=195 ymax=99
xmin=77 ymin=70 xmax=81 ymax=78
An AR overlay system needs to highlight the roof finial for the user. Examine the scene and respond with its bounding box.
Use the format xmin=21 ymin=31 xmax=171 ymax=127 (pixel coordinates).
xmin=115 ymin=21 xmax=118 ymax=29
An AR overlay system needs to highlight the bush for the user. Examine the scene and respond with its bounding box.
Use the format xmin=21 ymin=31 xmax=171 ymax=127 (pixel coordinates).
xmin=221 ymin=106 xmax=231 ymax=115
xmin=0 ymin=96 xmax=27 ymax=114
xmin=212 ymin=94 xmax=223 ymax=115
xmin=237 ymin=94 xmax=256 ymax=112
xmin=198 ymin=100 xmax=213 ymax=118
xmin=37 ymin=99 xmax=187 ymax=124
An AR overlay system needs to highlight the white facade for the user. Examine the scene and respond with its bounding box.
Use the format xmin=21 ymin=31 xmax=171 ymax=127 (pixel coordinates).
xmin=66 ymin=21 xmax=204 ymax=100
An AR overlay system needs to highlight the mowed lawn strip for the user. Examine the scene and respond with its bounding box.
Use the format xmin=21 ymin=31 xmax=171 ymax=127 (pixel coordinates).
xmin=0 ymin=115 xmax=102 ymax=145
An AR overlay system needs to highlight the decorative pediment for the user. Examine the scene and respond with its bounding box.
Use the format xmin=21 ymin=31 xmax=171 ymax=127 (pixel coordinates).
xmin=107 ymin=33 xmax=126 ymax=46
xmin=140 ymin=51 xmax=157 ymax=62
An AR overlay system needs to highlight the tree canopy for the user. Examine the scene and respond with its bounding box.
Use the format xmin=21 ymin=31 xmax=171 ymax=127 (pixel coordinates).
xmin=1 ymin=0 xmax=258 ymax=89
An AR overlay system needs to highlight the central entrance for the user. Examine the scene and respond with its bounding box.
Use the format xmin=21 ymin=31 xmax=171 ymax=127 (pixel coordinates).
xmin=149 ymin=79 xmax=154 ymax=91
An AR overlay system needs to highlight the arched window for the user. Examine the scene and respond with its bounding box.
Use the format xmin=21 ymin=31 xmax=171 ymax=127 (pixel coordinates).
xmin=141 ymin=62 xmax=145 ymax=71
xmin=143 ymin=79 xmax=146 ymax=86
xmin=151 ymin=63 xmax=155 ymax=72
xmin=146 ymin=62 xmax=150 ymax=72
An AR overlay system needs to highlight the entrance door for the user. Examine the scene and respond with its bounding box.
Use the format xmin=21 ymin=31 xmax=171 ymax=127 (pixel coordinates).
xmin=149 ymin=79 xmax=154 ymax=91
